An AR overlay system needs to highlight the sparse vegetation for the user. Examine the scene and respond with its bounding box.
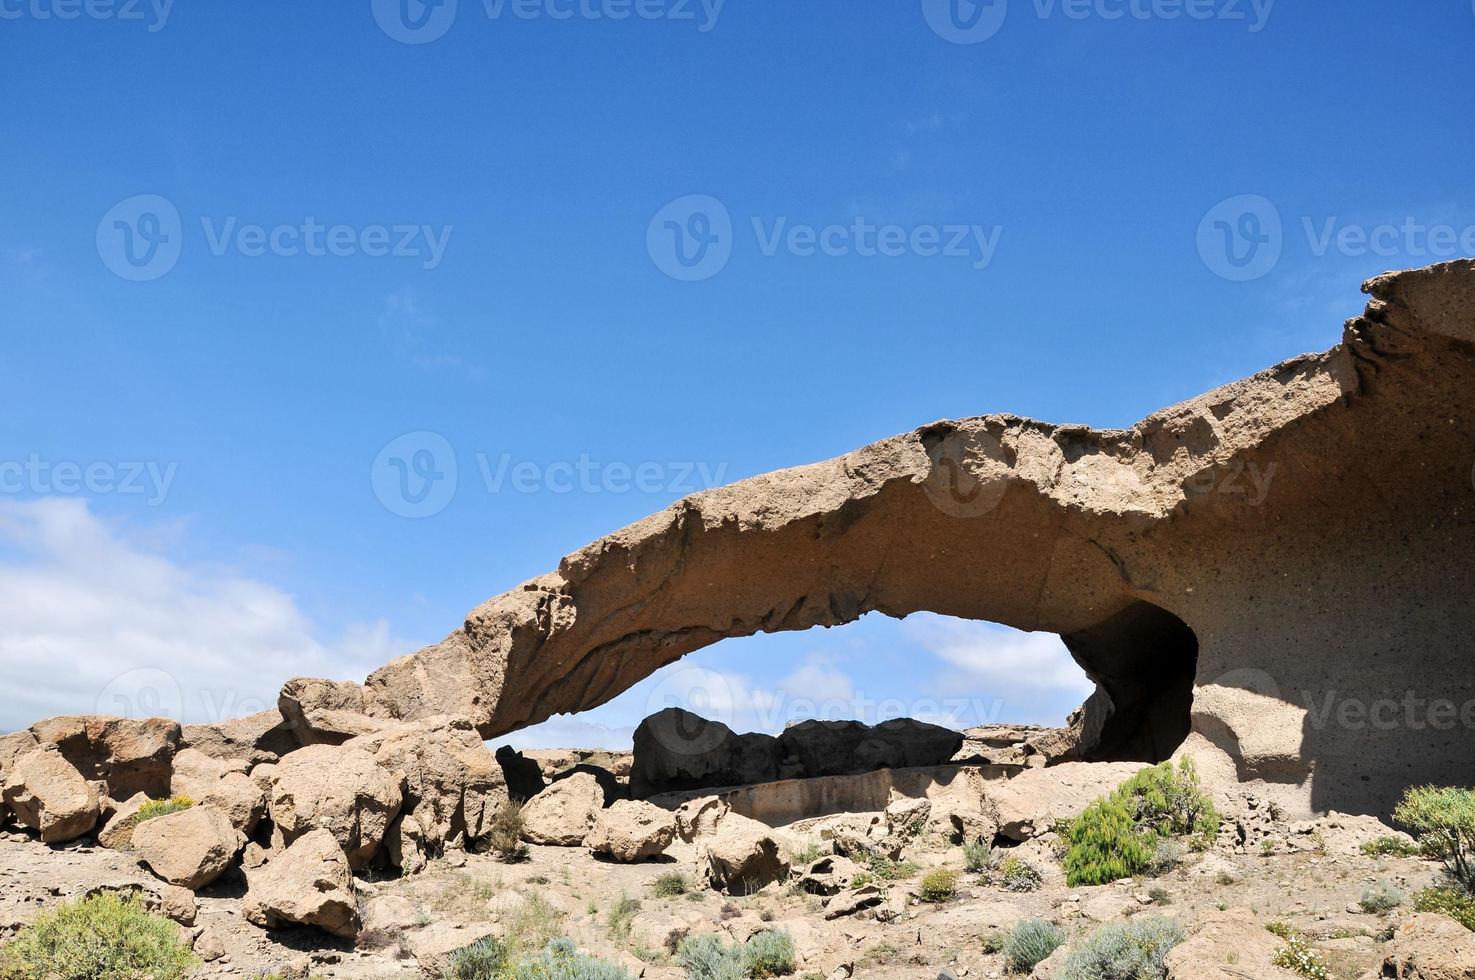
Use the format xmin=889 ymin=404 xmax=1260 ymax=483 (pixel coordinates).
xmin=134 ymin=794 xmax=194 ymax=825
xmin=963 ymin=837 xmax=993 ymax=872
xmin=0 ymin=892 xmax=195 ymax=980
xmin=489 ymin=802 xmax=530 ymax=863
xmin=1414 ymin=885 xmax=1475 ymax=931
xmin=1394 ymin=785 xmax=1475 ymax=892
xmin=1062 ymin=759 xmax=1218 ymax=886
xmin=605 ymin=893 xmax=640 ymax=944
xmin=1361 ymin=835 xmax=1420 ymax=858
xmin=1268 ymin=928 xmax=1331 ymax=980
xmin=652 ymin=871 xmax=691 ymax=897
xmin=865 ymin=855 xmax=920 ymax=880
xmin=1358 ymin=880 xmax=1403 ymax=913
xmin=998 ymin=855 xmax=1041 ymax=893
xmin=512 ymin=937 xmax=634 ymax=979
xmin=447 ymin=935 xmax=510 ymax=980
xmin=790 ymin=840 xmax=820 ymax=866
xmin=1148 ymin=886 xmax=1171 ymax=906
xmin=742 ymin=930 xmax=796 ymax=978
xmin=675 ymin=930 xmax=796 ymax=980
xmin=504 ymin=894 xmax=567 ymax=957
xmin=1002 ymin=918 xmax=1064 ymax=973
xmin=918 ymin=867 xmax=959 ymax=902
xmin=1058 ymin=916 xmax=1184 ymax=980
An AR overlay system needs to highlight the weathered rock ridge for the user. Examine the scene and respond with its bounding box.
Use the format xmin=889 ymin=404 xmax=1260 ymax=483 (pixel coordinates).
xmin=328 ymin=261 xmax=1470 ymax=817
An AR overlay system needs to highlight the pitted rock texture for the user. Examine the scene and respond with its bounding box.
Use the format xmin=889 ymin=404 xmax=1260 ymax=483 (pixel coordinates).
xmin=299 ymin=261 xmax=1470 ymax=818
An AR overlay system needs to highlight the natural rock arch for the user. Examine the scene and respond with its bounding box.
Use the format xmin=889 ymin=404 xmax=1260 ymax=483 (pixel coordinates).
xmin=337 ymin=260 xmax=1475 ymax=818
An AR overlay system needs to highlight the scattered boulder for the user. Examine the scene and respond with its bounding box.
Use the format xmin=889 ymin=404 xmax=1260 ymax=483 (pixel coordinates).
xmin=243 ymin=827 xmax=361 ymax=938
xmin=168 ymin=747 xmax=247 ymax=798
xmin=180 ymin=709 xmax=298 ymax=766
xmin=700 ymin=811 xmax=790 ymax=894
xmin=157 ymin=883 xmax=197 ymax=925
xmin=384 ymin=813 xmax=426 ymax=875
xmin=823 ymin=884 xmax=883 ymax=919
xmin=675 ymin=795 xmax=729 ymax=842
xmin=170 ymin=748 xmax=265 ymax=835
xmin=496 ymin=744 xmax=546 ymax=802
xmin=586 ymin=799 xmax=676 ymax=861
xmin=630 ymin=708 xmax=779 ymax=797
xmin=28 ymin=715 xmax=180 ymax=799
xmin=96 ymin=791 xmax=149 ymax=849
xmin=797 ymin=855 xmax=865 ymax=896
xmin=521 ymin=770 xmax=604 ymax=846
xmin=1163 ymin=908 xmax=1296 ymax=979
xmin=268 ymin=744 xmax=402 ymax=869
xmin=1364 ymin=913 xmax=1475 ymax=980
xmin=132 ymin=805 xmax=240 ymax=890
xmin=1 ymin=745 xmax=100 ymax=843
xmin=344 ymin=716 xmax=507 ymax=851
xmin=278 ymin=676 xmax=385 ymax=746
xmin=779 ymin=718 xmax=963 ymax=778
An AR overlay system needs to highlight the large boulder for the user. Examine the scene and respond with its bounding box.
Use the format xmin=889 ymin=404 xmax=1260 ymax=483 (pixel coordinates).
xmin=1363 ymin=913 xmax=1475 ymax=980
xmin=268 ymin=744 xmax=402 ymax=868
xmin=243 ymin=828 xmax=360 ymax=938
xmin=1 ymin=745 xmax=100 ymax=843
xmin=586 ymin=800 xmax=676 ymax=861
xmin=700 ymin=811 xmax=790 ymax=894
xmin=132 ymin=805 xmax=240 ymax=890
xmin=180 ymin=709 xmax=298 ymax=765
xmin=630 ymin=707 xmax=779 ymax=797
xmin=170 ymin=748 xmax=265 ymax=836
xmin=343 ymin=716 xmax=508 ymax=852
xmin=1163 ymin=908 xmax=1296 ymax=979
xmin=777 ymin=718 xmax=963 ymax=778
xmin=29 ymin=715 xmax=180 ymax=799
xmin=520 ymin=771 xmax=604 ymax=846
xmin=278 ymin=677 xmax=386 ymax=746
xmin=97 ymin=792 xmax=149 ymax=849
xmin=989 ymin=761 xmax=1143 ymax=841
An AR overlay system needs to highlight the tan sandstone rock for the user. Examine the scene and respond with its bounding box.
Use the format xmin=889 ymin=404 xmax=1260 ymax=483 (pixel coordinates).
xmin=97 ymin=791 xmax=149 ymax=849
xmin=989 ymin=761 xmax=1143 ymax=840
xmin=268 ymin=743 xmax=402 ymax=869
xmin=29 ymin=715 xmax=180 ymax=799
xmin=1362 ymin=913 xmax=1475 ymax=980
xmin=521 ymin=771 xmax=605 ymax=846
xmin=1 ymin=745 xmax=100 ymax=843
xmin=586 ymin=799 xmax=677 ymax=861
xmin=132 ymin=805 xmax=240 ymax=890
xmin=700 ymin=811 xmax=790 ymax=894
xmin=1162 ymin=908 xmax=1297 ymax=979
xmin=180 ymin=709 xmax=298 ymax=766
xmin=243 ymin=827 xmax=360 ymax=938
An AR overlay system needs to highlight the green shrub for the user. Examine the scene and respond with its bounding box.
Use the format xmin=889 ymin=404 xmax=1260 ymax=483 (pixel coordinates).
xmin=505 ymin=895 xmax=566 ymax=956
xmin=1149 ymin=838 xmax=1184 ymax=875
xmin=790 ymin=840 xmax=820 ymax=866
xmin=1058 ymin=916 xmax=1184 ymax=980
xmin=0 ymin=892 xmax=195 ymax=980
xmin=511 ymin=938 xmax=633 ymax=979
xmin=1359 ymin=881 xmax=1403 ymax=914
xmin=1269 ymin=931 xmax=1330 ymax=980
xmin=1062 ymin=759 xmax=1217 ymax=887
xmin=1414 ymin=885 xmax=1475 ymax=930
xmin=742 ymin=930 xmax=796 ymax=978
xmin=963 ymin=837 xmax=993 ymax=872
xmin=1002 ymin=918 xmax=1064 ymax=973
xmin=1361 ymin=835 xmax=1420 ymax=858
xmin=652 ymin=872 xmax=690 ymax=898
xmin=1394 ymin=785 xmax=1475 ymax=891
xmin=1148 ymin=886 xmax=1171 ymax=906
xmin=865 ymin=856 xmax=919 ymax=880
xmin=606 ymin=893 xmax=640 ymax=943
xmin=998 ymin=856 xmax=1041 ymax=893
xmin=981 ymin=931 xmax=1005 ymax=954
xmin=676 ymin=933 xmax=745 ymax=980
xmin=489 ymin=801 xmax=530 ymax=862
xmin=919 ymin=868 xmax=959 ymax=902
xmin=447 ymin=935 xmax=510 ymax=980
xmin=134 ymin=794 xmax=193 ymax=824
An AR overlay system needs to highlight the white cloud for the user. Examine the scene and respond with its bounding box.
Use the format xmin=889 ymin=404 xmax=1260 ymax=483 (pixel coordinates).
xmin=0 ymin=499 xmax=403 ymax=733
xmin=904 ymin=614 xmax=1094 ymax=694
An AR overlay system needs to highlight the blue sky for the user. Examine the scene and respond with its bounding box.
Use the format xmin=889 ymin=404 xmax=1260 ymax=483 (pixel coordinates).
xmin=2 ymin=1 xmax=1472 ymax=744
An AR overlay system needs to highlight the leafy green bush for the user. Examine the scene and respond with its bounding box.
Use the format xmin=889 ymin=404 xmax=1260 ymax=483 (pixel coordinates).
xmin=1414 ymin=885 xmax=1475 ymax=930
xmin=1058 ymin=916 xmax=1184 ymax=980
xmin=652 ymin=872 xmax=690 ymax=898
xmin=489 ymin=802 xmax=530 ymax=863
xmin=1269 ymin=930 xmax=1330 ymax=980
xmin=742 ymin=930 xmax=796 ymax=978
xmin=1062 ymin=759 xmax=1218 ymax=887
xmin=511 ymin=938 xmax=633 ymax=980
xmin=448 ymin=935 xmax=510 ymax=980
xmin=0 ymin=892 xmax=195 ymax=980
xmin=963 ymin=837 xmax=993 ymax=872
xmin=1394 ymin=785 xmax=1475 ymax=891
xmin=676 ymin=933 xmax=745 ymax=980
xmin=134 ymin=794 xmax=193 ymax=824
xmin=998 ymin=856 xmax=1041 ymax=893
xmin=1002 ymin=918 xmax=1064 ymax=973
xmin=919 ymin=868 xmax=959 ymax=902
xmin=1360 ymin=835 xmax=1420 ymax=858
xmin=1359 ymin=881 xmax=1403 ymax=914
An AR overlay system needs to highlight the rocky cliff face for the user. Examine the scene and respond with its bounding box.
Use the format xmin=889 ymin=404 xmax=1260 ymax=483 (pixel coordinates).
xmin=338 ymin=260 xmax=1474 ymax=819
